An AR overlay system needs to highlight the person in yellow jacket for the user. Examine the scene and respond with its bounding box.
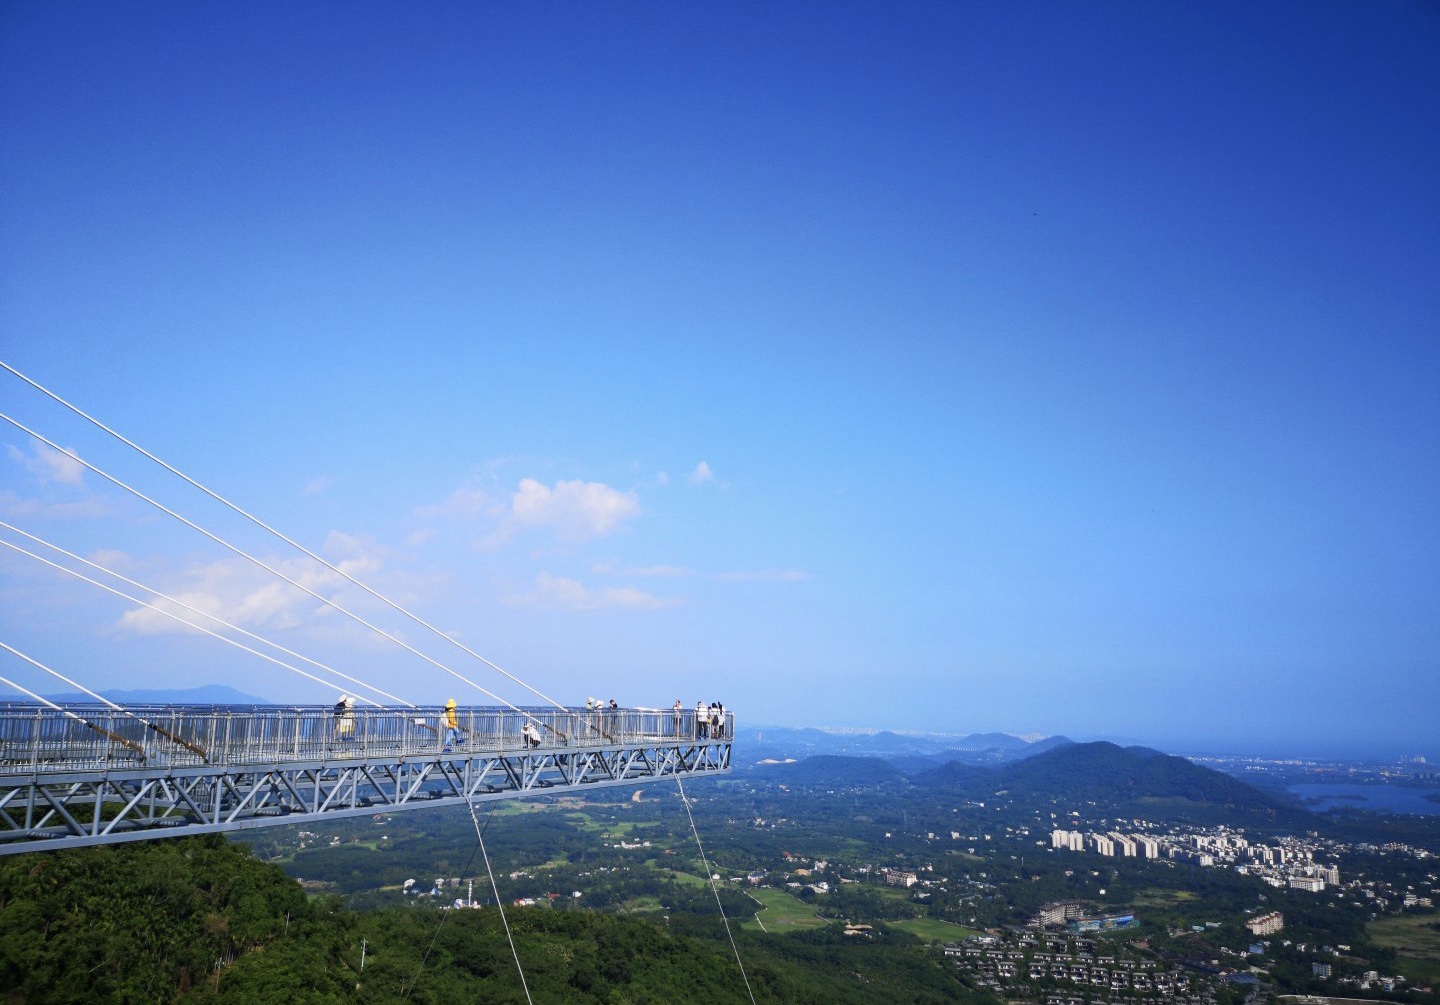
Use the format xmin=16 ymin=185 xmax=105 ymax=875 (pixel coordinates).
xmin=442 ymin=699 xmax=461 ymax=751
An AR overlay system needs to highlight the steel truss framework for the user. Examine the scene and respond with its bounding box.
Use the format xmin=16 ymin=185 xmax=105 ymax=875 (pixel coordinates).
xmin=0 ymin=741 xmax=731 ymax=854
xmin=0 ymin=704 xmax=733 ymax=854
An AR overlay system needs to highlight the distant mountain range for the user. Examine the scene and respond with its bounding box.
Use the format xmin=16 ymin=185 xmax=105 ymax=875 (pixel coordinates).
xmin=737 ymin=723 xmax=1074 ymax=767
xmin=746 ymin=736 xmax=1318 ymax=829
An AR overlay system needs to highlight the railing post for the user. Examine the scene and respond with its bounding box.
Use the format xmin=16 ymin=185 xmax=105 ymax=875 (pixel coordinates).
xmin=1 ymin=702 xmax=734 ymax=852
xmin=30 ymin=706 xmax=41 ymax=773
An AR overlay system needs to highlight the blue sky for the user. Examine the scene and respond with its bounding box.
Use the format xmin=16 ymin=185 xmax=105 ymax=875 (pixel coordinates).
xmin=2 ymin=2 xmax=1436 ymax=758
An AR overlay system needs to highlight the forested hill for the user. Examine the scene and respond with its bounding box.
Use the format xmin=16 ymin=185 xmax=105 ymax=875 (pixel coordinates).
xmin=912 ymin=740 xmax=1317 ymax=827
xmin=0 ymin=837 xmax=989 ymax=1005
xmin=756 ymin=754 xmax=910 ymax=787
xmin=754 ymin=740 xmax=1315 ymax=829
xmin=990 ymin=741 xmax=1255 ymax=800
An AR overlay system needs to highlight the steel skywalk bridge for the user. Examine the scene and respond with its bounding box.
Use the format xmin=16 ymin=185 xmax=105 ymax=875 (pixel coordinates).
xmin=0 ymin=703 xmax=733 ymax=855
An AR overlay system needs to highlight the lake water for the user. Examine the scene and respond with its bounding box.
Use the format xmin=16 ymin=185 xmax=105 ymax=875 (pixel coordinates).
xmin=1288 ymin=782 xmax=1440 ymax=816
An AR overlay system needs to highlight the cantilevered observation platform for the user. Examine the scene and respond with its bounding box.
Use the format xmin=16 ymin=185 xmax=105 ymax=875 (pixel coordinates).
xmin=0 ymin=703 xmax=732 ymax=855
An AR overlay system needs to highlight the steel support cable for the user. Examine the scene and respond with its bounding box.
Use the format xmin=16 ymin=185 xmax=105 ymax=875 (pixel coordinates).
xmin=0 ymin=537 xmax=405 ymax=706
xmin=0 ymin=521 xmax=411 ymax=708
xmin=465 ymin=797 xmax=535 ymax=1005
xmin=0 ymin=644 xmax=148 ymax=754
xmin=1 ymin=360 xmax=565 ymax=711
xmin=0 ymin=640 xmax=210 ymax=756
xmin=0 ymin=640 xmax=122 ymax=711
xmin=676 ymin=778 xmax=758 ymax=1005
xmin=403 ymin=808 xmax=490 ymax=999
xmin=0 ymin=412 xmax=528 ymax=715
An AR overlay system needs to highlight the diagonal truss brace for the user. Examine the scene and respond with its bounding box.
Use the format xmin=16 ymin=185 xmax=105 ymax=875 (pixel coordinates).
xmin=0 ymin=737 xmax=731 ymax=854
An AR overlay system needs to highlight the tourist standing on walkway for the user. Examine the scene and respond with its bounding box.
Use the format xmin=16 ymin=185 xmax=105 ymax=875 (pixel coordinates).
xmin=442 ymin=699 xmax=461 ymax=751
xmin=334 ymin=695 xmax=355 ymax=740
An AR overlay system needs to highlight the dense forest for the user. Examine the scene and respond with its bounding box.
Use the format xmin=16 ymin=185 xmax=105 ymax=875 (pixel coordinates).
xmin=0 ymin=836 xmax=993 ymax=1005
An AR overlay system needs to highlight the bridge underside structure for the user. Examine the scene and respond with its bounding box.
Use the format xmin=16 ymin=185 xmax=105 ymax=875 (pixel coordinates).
xmin=0 ymin=704 xmax=733 ymax=855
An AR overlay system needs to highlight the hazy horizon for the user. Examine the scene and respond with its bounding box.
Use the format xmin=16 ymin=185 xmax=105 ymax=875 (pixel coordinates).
xmin=4 ymin=682 xmax=1432 ymax=765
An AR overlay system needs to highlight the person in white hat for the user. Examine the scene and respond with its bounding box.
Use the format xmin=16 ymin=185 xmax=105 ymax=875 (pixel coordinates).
xmin=333 ymin=695 xmax=355 ymax=740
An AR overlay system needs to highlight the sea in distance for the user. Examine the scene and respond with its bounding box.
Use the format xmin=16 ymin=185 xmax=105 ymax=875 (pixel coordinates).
xmin=1288 ymin=782 xmax=1440 ymax=816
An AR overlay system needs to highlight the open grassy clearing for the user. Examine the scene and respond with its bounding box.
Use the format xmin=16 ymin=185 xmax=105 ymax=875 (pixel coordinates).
xmin=669 ymin=869 xmax=710 ymax=889
xmin=1128 ymin=886 xmax=1198 ymax=908
xmin=866 ymin=884 xmax=922 ymax=908
xmin=945 ymin=848 xmax=986 ymax=864
xmin=889 ymin=916 xmax=985 ymax=943
xmin=562 ymin=812 xmax=660 ymax=839
xmin=742 ymin=887 xmax=827 ymax=932
xmin=1369 ymin=914 xmax=1440 ymax=957
xmin=1396 ymin=955 xmax=1440 ymax=986
xmin=1368 ymin=914 xmax=1440 ymax=984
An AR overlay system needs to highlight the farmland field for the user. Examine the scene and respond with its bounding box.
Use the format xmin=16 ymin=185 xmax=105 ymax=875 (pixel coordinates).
xmin=742 ymin=887 xmax=826 ymax=932
xmin=1368 ymin=914 xmax=1440 ymax=986
xmin=890 ymin=917 xmax=985 ymax=943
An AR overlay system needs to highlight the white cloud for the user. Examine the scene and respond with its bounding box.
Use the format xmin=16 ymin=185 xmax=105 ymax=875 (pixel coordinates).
xmin=688 ymin=461 xmax=714 ymax=485
xmin=0 ymin=445 xmax=108 ymax=518
xmin=0 ymin=489 xmax=109 ymax=519
xmin=88 ymin=548 xmax=136 ymax=572
xmin=623 ymin=564 xmax=693 ymax=578
xmin=416 ymin=476 xmax=640 ymax=551
xmin=302 ymin=475 xmax=334 ymax=495
xmin=504 ymin=572 xmax=683 ymax=611
xmin=509 ymin=478 xmax=640 ymax=541
xmin=115 ymin=544 xmax=380 ymax=637
xmin=715 ymin=569 xmax=810 ymax=582
xmin=8 ymin=443 xmax=86 ymax=486
xmin=118 ymin=569 xmax=303 ymax=636
xmin=321 ymin=530 xmax=372 ymax=557
xmin=415 ymin=482 xmax=495 ymax=520
xmin=655 ymin=471 xmax=670 ymax=486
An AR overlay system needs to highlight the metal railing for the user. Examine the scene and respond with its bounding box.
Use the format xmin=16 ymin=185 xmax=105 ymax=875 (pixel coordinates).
xmin=0 ymin=704 xmax=734 ymax=775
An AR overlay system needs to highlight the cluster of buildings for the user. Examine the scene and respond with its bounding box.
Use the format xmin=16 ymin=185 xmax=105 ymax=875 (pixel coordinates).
xmin=1330 ymin=966 xmax=1417 ymax=996
xmin=943 ymin=933 xmax=1218 ymax=1004
xmin=1243 ymin=910 xmax=1282 ymax=936
xmin=1044 ymin=819 xmax=1440 ymax=923
xmin=1050 ymin=825 xmax=1343 ymax=891
xmin=1030 ymin=901 xmax=1136 ymax=933
xmin=1303 ymin=956 xmax=1424 ymax=997
xmin=403 ymin=875 xmax=474 ymax=903
xmin=880 ymin=867 xmax=918 ymax=887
